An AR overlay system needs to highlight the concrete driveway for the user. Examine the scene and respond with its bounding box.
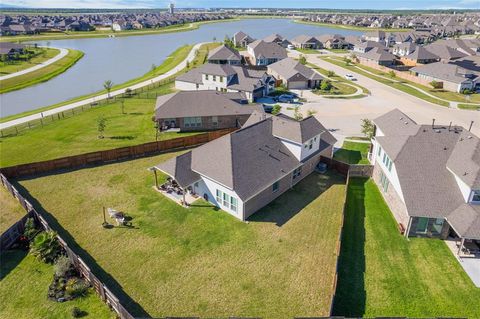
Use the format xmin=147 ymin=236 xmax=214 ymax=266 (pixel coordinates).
xmin=286 ymin=51 xmax=479 ymax=142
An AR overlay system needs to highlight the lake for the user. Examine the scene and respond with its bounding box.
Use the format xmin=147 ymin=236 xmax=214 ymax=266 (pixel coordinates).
xmin=0 ymin=19 xmax=362 ymax=117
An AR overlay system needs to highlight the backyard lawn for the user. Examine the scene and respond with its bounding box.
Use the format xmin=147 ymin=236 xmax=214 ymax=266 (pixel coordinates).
xmin=333 ymin=141 xmax=371 ymax=164
xmin=16 ymin=152 xmax=346 ymax=318
xmin=0 ymin=186 xmax=26 ymax=234
xmin=0 ymin=250 xmax=115 ymax=319
xmin=333 ymin=178 xmax=480 ymax=318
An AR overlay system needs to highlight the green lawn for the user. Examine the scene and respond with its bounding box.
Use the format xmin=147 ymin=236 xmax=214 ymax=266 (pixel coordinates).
xmin=0 ymin=186 xmax=26 ymax=234
xmin=16 ymin=153 xmax=346 ymax=318
xmin=0 ymin=250 xmax=115 ymax=319
xmin=333 ymin=141 xmax=371 ymax=164
xmin=307 ymin=62 xmax=370 ymax=95
xmin=314 ymin=81 xmax=357 ymax=96
xmin=333 ymin=178 xmax=480 ymax=318
xmin=296 ymin=48 xmax=319 ymax=54
xmin=0 ymin=49 xmax=84 ymax=94
xmin=458 ymin=103 xmax=480 ymax=111
xmin=0 ymin=47 xmax=60 ymax=75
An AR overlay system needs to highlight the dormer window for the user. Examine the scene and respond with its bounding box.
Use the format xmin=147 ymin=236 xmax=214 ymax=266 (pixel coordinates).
xmin=472 ymin=190 xmax=480 ymax=203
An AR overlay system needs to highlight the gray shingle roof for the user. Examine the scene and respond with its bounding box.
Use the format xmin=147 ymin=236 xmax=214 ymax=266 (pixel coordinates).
xmin=447 ymin=204 xmax=480 ymax=240
xmin=267 ymin=57 xmax=323 ymax=82
xmin=154 ymin=151 xmax=200 ymax=188
xmin=207 ymin=44 xmax=241 ymax=62
xmin=248 ymin=40 xmax=287 ymax=60
xmin=154 ymin=91 xmax=262 ymax=119
xmin=357 ymin=47 xmax=396 ymax=62
xmin=411 ymin=62 xmax=473 ymax=84
xmin=446 ymin=131 xmax=480 ymax=189
xmin=404 ymin=46 xmax=439 ymax=61
xmin=373 ymin=108 xmax=420 ymax=136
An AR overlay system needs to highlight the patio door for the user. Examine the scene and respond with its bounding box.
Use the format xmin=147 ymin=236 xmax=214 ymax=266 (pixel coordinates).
xmin=416 ymin=217 xmax=428 ymax=234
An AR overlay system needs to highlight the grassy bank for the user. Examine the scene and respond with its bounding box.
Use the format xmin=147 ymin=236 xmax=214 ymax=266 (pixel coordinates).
xmin=0 ymin=49 xmax=83 ymax=94
xmin=0 ymin=47 xmax=60 ymax=75
xmin=0 ymin=19 xmax=240 ymax=43
xmin=333 ymin=141 xmax=371 ymax=164
xmin=0 ymin=250 xmax=115 ymax=319
xmin=17 ymin=154 xmax=345 ymax=318
xmin=294 ymin=20 xmax=409 ymax=32
xmin=0 ymin=43 xmax=218 ymax=167
xmin=333 ymin=178 xmax=480 ymax=317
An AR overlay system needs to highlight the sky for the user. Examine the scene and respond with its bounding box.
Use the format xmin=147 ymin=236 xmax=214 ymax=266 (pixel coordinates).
xmin=3 ymin=0 xmax=480 ymax=10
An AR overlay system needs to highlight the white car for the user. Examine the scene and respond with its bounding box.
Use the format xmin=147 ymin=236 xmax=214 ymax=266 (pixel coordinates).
xmin=345 ymin=74 xmax=357 ymax=81
xmin=287 ymin=44 xmax=295 ymax=50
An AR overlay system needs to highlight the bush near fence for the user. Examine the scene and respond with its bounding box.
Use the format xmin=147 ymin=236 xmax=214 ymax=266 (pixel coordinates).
xmin=1 ymin=128 xmax=235 ymax=178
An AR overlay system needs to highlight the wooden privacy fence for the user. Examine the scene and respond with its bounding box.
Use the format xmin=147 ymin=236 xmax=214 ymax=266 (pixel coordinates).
xmin=320 ymin=156 xmax=373 ymax=177
xmin=1 ymin=128 xmax=235 ymax=179
xmin=0 ymin=173 xmax=135 ymax=319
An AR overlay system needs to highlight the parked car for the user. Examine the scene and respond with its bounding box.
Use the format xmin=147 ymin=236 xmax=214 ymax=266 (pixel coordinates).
xmin=262 ymin=104 xmax=273 ymax=113
xmin=287 ymin=44 xmax=295 ymax=50
xmin=345 ymin=74 xmax=356 ymax=81
xmin=278 ymin=94 xmax=295 ymax=103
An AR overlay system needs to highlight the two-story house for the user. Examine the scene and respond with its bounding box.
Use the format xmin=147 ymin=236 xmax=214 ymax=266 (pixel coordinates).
xmin=246 ymin=40 xmax=288 ymax=66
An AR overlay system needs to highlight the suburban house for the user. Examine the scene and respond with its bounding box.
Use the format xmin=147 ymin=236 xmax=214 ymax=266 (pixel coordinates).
xmin=392 ymin=42 xmax=417 ymax=57
xmin=424 ymin=43 xmax=468 ymax=61
xmin=175 ymin=63 xmax=275 ymax=101
xmin=362 ymin=30 xmax=387 ymax=44
xmin=152 ymin=111 xmax=336 ymax=220
xmin=263 ymin=33 xmax=292 ymax=48
xmin=290 ymin=35 xmax=323 ymax=49
xmin=353 ymin=41 xmax=387 ymax=54
xmin=315 ymin=34 xmax=351 ymax=49
xmin=400 ymin=46 xmax=440 ymax=66
xmin=207 ymin=45 xmax=242 ymax=65
xmin=246 ymin=40 xmax=288 ymax=66
xmin=410 ymin=62 xmax=478 ymax=92
xmin=0 ymin=42 xmax=26 ymax=58
xmin=370 ymin=109 xmax=480 ymax=249
xmin=154 ymin=90 xmax=262 ymax=131
xmin=233 ymin=31 xmax=255 ymax=48
xmin=356 ymin=47 xmax=396 ymax=66
xmin=267 ymin=57 xmax=324 ymax=89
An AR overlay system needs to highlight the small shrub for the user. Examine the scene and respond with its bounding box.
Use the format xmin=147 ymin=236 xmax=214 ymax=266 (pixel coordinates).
xmin=299 ymin=55 xmax=307 ymax=65
xmin=388 ymin=70 xmax=396 ymax=78
xmin=326 ymin=70 xmax=335 ymax=77
xmin=361 ymin=118 xmax=375 ymax=139
xmin=71 ymin=307 xmax=84 ymax=318
xmin=54 ymin=256 xmax=72 ymax=278
xmin=271 ymin=104 xmax=282 ymax=115
xmin=430 ymin=80 xmax=442 ymax=89
xmin=30 ymin=231 xmax=61 ymax=263
xmin=24 ymin=217 xmax=37 ymax=241
xmin=320 ymin=80 xmax=333 ymax=91
xmin=65 ymin=278 xmax=89 ymax=298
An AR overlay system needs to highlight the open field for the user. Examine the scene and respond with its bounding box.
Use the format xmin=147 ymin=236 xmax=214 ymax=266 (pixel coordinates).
xmin=333 ymin=178 xmax=480 ymax=318
xmin=0 ymin=186 xmax=26 ymax=233
xmin=16 ymin=153 xmax=346 ymax=318
xmin=333 ymin=141 xmax=370 ymax=164
xmin=0 ymin=19 xmax=240 ymax=43
xmin=0 ymin=250 xmax=115 ymax=319
xmin=0 ymin=49 xmax=83 ymax=94
xmin=0 ymin=47 xmax=59 ymax=75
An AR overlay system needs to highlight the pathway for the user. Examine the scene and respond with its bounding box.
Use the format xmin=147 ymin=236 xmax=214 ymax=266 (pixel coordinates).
xmin=0 ymin=47 xmax=68 ymax=80
xmin=0 ymin=43 xmax=205 ymax=130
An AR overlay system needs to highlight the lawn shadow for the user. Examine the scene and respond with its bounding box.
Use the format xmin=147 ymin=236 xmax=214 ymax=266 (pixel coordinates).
xmin=334 ymin=149 xmax=362 ymax=164
xmin=11 ymin=181 xmax=151 ymax=318
xmin=332 ymin=177 xmax=367 ymax=317
xmin=248 ymin=172 xmax=345 ymax=227
xmin=0 ymin=249 xmax=27 ymax=280
xmin=109 ymin=136 xmax=135 ymax=140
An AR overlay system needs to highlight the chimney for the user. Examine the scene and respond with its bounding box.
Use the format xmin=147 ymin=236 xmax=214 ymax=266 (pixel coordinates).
xmin=469 ymin=121 xmax=474 ymax=132
xmin=432 ymin=118 xmax=435 ymax=129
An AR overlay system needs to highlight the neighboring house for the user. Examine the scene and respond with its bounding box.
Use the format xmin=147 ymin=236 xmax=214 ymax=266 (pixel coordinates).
xmin=356 ymin=47 xmax=396 ymax=66
xmin=246 ymin=40 xmax=288 ymax=66
xmin=353 ymin=41 xmax=387 ymax=54
xmin=362 ymin=30 xmax=387 ymax=44
xmin=411 ymin=62 xmax=477 ymax=92
xmin=290 ymin=35 xmax=323 ymax=49
xmin=175 ymin=63 xmax=275 ymax=101
xmin=370 ymin=109 xmax=480 ymax=247
xmin=207 ymin=45 xmax=242 ymax=65
xmin=315 ymin=34 xmax=351 ymax=49
xmin=154 ymin=90 xmax=262 ymax=131
xmin=263 ymin=33 xmax=292 ymax=48
xmin=0 ymin=42 xmax=26 ymax=58
xmin=152 ymin=111 xmax=336 ymax=220
xmin=424 ymin=43 xmax=468 ymax=61
xmin=392 ymin=42 xmax=417 ymax=57
xmin=233 ymin=31 xmax=255 ymax=48
xmin=267 ymin=57 xmax=324 ymax=89
xmin=400 ymin=46 xmax=440 ymax=66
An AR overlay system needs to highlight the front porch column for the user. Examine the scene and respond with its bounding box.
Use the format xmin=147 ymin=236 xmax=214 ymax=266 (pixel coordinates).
xmin=457 ymin=237 xmax=466 ymax=256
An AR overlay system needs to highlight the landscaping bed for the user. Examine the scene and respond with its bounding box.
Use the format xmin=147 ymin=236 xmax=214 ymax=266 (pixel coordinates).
xmin=333 ymin=178 xmax=480 ymax=318
xmin=16 ymin=152 xmax=346 ymax=318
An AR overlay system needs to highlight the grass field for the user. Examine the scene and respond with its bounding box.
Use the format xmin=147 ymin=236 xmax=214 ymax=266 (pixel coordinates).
xmin=0 ymin=47 xmax=60 ymax=75
xmin=0 ymin=250 xmax=115 ymax=319
xmin=0 ymin=49 xmax=83 ymax=94
xmin=333 ymin=141 xmax=371 ymax=165
xmin=16 ymin=153 xmax=346 ymax=318
xmin=0 ymin=44 xmax=220 ymax=167
xmin=0 ymin=186 xmax=26 ymax=234
xmin=333 ymin=178 xmax=480 ymax=318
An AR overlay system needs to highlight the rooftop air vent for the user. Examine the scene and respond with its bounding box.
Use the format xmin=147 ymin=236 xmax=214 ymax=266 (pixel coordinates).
xmin=435 ymin=129 xmax=441 ymax=133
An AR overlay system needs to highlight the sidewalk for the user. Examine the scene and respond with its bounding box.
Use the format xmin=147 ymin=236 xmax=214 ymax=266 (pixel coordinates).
xmin=0 ymin=43 xmax=204 ymax=130
xmin=0 ymin=47 xmax=68 ymax=80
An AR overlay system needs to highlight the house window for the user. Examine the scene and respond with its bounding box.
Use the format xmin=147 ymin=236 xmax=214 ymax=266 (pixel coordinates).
xmin=378 ymin=146 xmax=382 ymax=156
xmin=219 ymin=76 xmax=224 ymax=83
xmin=272 ymin=181 xmax=279 ymax=193
xmin=223 ymin=192 xmax=230 ymax=207
xmin=216 ymin=189 xmax=222 ymax=203
xmin=309 ymin=139 xmax=313 ymax=150
xmin=293 ymin=167 xmax=302 ymax=179
xmin=212 ymin=116 xmax=218 ymax=126
xmin=196 ymin=84 xmax=199 ymax=89
xmin=416 ymin=217 xmax=429 ymax=234
xmin=213 ymin=75 xmax=216 ymax=81
xmin=472 ymin=190 xmax=480 ymax=202
xmin=184 ymin=117 xmax=202 ymax=128
xmin=205 ymin=74 xmax=209 ymax=80
xmin=388 ymin=161 xmax=393 ymax=172
xmin=230 ymin=197 xmax=237 ymax=212
xmin=380 ymin=171 xmax=389 ymax=192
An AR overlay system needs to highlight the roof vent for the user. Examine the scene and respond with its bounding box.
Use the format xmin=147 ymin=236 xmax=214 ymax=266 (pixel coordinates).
xmin=443 ymin=147 xmax=447 ymax=150
xmin=435 ymin=129 xmax=441 ymax=133
xmin=467 ymin=136 xmax=473 ymax=139
xmin=404 ymin=121 xmax=408 ymax=125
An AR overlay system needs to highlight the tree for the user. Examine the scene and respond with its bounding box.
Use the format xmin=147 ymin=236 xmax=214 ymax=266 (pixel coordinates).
xmin=320 ymin=79 xmax=333 ymax=91
xmin=97 ymin=116 xmax=107 ymax=139
xmin=327 ymin=70 xmax=335 ymax=77
xmin=120 ymin=100 xmax=125 ymax=114
xmin=224 ymin=35 xmax=234 ymax=48
xmin=299 ymin=55 xmax=307 ymax=65
xmin=103 ymin=80 xmax=113 ymax=98
xmin=361 ymin=118 xmax=375 ymax=139
xmin=293 ymin=106 xmax=303 ymax=121
xmin=186 ymin=60 xmax=190 ymax=68
xmin=430 ymin=80 xmax=442 ymax=89
xmin=30 ymin=231 xmax=61 ymax=263
xmin=344 ymin=57 xmax=351 ymax=65
xmin=213 ymin=36 xmax=217 ymax=42
xmin=388 ymin=70 xmax=396 ymax=78
xmin=150 ymin=64 xmax=157 ymax=73
xmin=272 ymin=104 xmax=282 ymax=115
xmin=24 ymin=217 xmax=37 ymax=241
xmin=125 ymin=87 xmax=132 ymax=97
